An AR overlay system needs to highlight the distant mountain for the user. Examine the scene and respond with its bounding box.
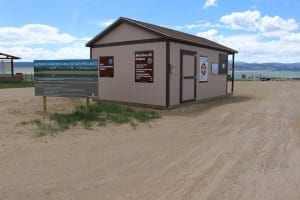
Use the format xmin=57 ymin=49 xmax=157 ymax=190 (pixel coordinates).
xmin=230 ymin=62 xmax=300 ymax=71
xmin=14 ymin=62 xmax=33 ymax=68
xmin=13 ymin=61 xmax=300 ymax=71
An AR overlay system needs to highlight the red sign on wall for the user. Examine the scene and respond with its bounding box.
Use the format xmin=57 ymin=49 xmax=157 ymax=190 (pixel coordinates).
xmin=135 ymin=51 xmax=154 ymax=83
xmin=99 ymin=56 xmax=114 ymax=77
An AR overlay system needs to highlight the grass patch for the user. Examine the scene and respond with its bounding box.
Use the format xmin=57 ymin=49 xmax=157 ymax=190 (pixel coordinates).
xmin=0 ymin=81 xmax=34 ymax=89
xmin=20 ymin=119 xmax=59 ymax=136
xmin=23 ymin=103 xmax=160 ymax=136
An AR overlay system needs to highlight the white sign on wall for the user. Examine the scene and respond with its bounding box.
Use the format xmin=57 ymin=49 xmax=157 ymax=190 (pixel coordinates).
xmin=199 ymin=56 xmax=208 ymax=82
xmin=212 ymin=63 xmax=219 ymax=75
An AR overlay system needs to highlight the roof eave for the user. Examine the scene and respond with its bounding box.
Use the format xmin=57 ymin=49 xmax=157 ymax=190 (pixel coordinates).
xmin=169 ymin=38 xmax=238 ymax=54
xmin=0 ymin=52 xmax=21 ymax=59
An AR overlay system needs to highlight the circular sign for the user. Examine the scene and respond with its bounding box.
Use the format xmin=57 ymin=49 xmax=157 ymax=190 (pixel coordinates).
xmin=108 ymin=58 xmax=113 ymax=65
xmin=147 ymin=57 xmax=153 ymax=65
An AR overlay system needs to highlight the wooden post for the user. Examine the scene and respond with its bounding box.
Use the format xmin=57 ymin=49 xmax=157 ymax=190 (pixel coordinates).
xmin=43 ymin=96 xmax=47 ymax=112
xmin=86 ymin=97 xmax=90 ymax=112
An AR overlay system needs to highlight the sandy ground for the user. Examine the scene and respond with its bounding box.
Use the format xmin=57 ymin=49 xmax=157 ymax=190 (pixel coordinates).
xmin=0 ymin=81 xmax=300 ymax=200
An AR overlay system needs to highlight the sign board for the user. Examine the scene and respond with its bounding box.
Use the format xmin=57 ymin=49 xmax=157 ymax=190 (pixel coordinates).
xmin=135 ymin=51 xmax=154 ymax=83
xmin=212 ymin=63 xmax=219 ymax=75
xmin=99 ymin=56 xmax=114 ymax=77
xmin=34 ymin=59 xmax=98 ymax=98
xmin=0 ymin=60 xmax=11 ymax=75
xmin=199 ymin=56 xmax=208 ymax=82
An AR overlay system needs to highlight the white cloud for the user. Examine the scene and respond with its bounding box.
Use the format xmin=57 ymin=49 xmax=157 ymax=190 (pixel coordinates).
xmin=174 ymin=25 xmax=185 ymax=30
xmin=204 ymin=32 xmax=300 ymax=63
xmin=1 ymin=16 xmax=299 ymax=64
xmin=0 ymin=24 xmax=90 ymax=61
xmin=281 ymin=33 xmax=300 ymax=42
xmin=160 ymin=24 xmax=185 ymax=31
xmin=54 ymin=44 xmax=90 ymax=59
xmin=89 ymin=19 xmax=116 ymax=27
xmin=196 ymin=21 xmax=225 ymax=29
xmin=193 ymin=18 xmax=300 ymax=63
xmin=218 ymin=10 xmax=300 ymax=62
xmin=260 ymin=15 xmax=298 ymax=37
xmin=220 ymin=10 xmax=261 ymax=31
xmin=0 ymin=24 xmax=76 ymax=45
xmin=100 ymin=19 xmax=115 ymax=27
xmin=0 ymin=43 xmax=89 ymax=61
xmin=197 ymin=29 xmax=219 ymax=40
xmin=163 ymin=21 xmax=225 ymax=32
xmin=203 ymin=0 xmax=217 ymax=9
xmin=220 ymin=10 xmax=299 ymax=37
xmin=186 ymin=23 xmax=202 ymax=30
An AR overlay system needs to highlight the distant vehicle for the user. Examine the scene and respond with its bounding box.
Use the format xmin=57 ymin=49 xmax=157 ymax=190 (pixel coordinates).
xmin=260 ymin=77 xmax=270 ymax=81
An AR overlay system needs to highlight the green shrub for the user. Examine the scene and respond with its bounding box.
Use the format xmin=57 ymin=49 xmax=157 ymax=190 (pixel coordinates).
xmin=24 ymin=103 xmax=160 ymax=136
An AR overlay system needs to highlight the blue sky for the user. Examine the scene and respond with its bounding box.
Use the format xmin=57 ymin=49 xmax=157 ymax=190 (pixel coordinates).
xmin=0 ymin=0 xmax=299 ymax=63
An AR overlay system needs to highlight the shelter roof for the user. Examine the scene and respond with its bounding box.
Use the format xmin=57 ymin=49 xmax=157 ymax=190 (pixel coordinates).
xmin=0 ymin=52 xmax=21 ymax=59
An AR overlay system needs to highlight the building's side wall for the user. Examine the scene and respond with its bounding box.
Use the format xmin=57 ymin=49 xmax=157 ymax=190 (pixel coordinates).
xmin=92 ymin=42 xmax=166 ymax=106
xmin=169 ymin=42 xmax=227 ymax=106
xmin=94 ymin=22 xmax=160 ymax=45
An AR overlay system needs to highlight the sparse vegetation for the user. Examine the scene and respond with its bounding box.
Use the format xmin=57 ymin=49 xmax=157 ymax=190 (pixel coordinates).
xmin=0 ymin=81 xmax=34 ymax=89
xmin=22 ymin=103 xmax=160 ymax=136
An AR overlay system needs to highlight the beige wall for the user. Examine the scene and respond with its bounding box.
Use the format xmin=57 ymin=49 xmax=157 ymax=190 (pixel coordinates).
xmin=169 ymin=42 xmax=228 ymax=106
xmin=92 ymin=42 xmax=166 ymax=106
xmin=95 ymin=22 xmax=160 ymax=45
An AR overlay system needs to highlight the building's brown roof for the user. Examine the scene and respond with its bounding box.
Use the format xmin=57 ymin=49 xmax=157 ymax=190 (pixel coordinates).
xmin=0 ymin=52 xmax=21 ymax=59
xmin=86 ymin=17 xmax=238 ymax=54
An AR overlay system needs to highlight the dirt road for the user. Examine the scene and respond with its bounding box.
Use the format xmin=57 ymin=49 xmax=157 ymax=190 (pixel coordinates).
xmin=1 ymin=81 xmax=300 ymax=200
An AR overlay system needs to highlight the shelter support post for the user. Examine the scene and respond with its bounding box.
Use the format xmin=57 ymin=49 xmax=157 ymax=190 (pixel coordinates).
xmin=11 ymin=59 xmax=14 ymax=77
xmin=231 ymin=53 xmax=235 ymax=93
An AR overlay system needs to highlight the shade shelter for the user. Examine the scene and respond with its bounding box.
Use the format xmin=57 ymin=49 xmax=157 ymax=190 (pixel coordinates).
xmin=87 ymin=17 xmax=237 ymax=108
xmin=0 ymin=52 xmax=21 ymax=77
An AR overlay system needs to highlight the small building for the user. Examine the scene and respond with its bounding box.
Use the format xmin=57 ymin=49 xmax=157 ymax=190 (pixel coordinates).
xmin=0 ymin=52 xmax=23 ymax=82
xmin=86 ymin=17 xmax=237 ymax=108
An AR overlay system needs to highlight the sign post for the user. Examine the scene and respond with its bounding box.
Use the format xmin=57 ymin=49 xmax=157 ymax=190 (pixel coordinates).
xmin=86 ymin=98 xmax=90 ymax=112
xmin=43 ymin=96 xmax=47 ymax=112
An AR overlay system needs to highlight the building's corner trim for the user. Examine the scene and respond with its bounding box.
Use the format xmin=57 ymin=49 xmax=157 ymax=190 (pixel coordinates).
xmin=166 ymin=40 xmax=170 ymax=108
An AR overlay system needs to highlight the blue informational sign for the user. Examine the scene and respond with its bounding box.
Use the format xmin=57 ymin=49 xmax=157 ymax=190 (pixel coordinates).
xmin=34 ymin=59 xmax=98 ymax=98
